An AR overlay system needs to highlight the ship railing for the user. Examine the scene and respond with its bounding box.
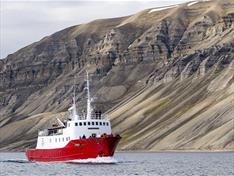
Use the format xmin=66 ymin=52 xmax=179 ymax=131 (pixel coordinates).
xmin=38 ymin=129 xmax=48 ymax=136
xmin=38 ymin=128 xmax=63 ymax=136
xmin=77 ymin=114 xmax=85 ymax=120
xmin=77 ymin=113 xmax=108 ymax=120
xmin=100 ymin=114 xmax=108 ymax=120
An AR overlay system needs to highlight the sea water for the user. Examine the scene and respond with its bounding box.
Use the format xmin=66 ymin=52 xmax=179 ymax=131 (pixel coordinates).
xmin=0 ymin=152 xmax=233 ymax=176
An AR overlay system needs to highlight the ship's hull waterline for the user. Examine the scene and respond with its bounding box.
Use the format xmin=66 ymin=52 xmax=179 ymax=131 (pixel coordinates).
xmin=26 ymin=135 xmax=121 ymax=162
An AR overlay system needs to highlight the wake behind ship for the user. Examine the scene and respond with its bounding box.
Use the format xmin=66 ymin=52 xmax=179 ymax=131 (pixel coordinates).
xmin=25 ymin=72 xmax=121 ymax=162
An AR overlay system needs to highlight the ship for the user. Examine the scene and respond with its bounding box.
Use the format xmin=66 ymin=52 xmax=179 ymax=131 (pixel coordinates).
xmin=25 ymin=71 xmax=121 ymax=162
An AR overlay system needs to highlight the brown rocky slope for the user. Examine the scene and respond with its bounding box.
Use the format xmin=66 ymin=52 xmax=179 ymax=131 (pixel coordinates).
xmin=0 ymin=0 xmax=233 ymax=151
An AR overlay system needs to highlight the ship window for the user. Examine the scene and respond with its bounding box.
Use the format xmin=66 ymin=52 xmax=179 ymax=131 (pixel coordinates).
xmin=88 ymin=122 xmax=90 ymax=126
xmin=41 ymin=138 xmax=44 ymax=146
xmin=96 ymin=122 xmax=98 ymax=125
xmin=92 ymin=133 xmax=96 ymax=137
xmin=75 ymin=123 xmax=78 ymax=126
xmin=92 ymin=122 xmax=94 ymax=125
xmin=59 ymin=138 xmax=60 ymax=142
xmin=55 ymin=138 xmax=57 ymax=142
xmin=99 ymin=122 xmax=102 ymax=126
xmin=103 ymin=122 xmax=105 ymax=126
xmin=84 ymin=122 xmax=86 ymax=126
xmin=62 ymin=138 xmax=64 ymax=142
xmin=49 ymin=138 xmax=52 ymax=143
xmin=79 ymin=122 xmax=82 ymax=126
xmin=107 ymin=122 xmax=109 ymax=126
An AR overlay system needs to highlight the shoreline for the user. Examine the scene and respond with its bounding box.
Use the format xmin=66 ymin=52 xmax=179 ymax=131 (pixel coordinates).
xmin=116 ymin=150 xmax=234 ymax=153
xmin=1 ymin=149 xmax=233 ymax=153
xmin=117 ymin=150 xmax=234 ymax=153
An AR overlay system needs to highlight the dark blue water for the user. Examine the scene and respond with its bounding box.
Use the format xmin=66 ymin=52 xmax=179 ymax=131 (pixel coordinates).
xmin=0 ymin=152 xmax=233 ymax=176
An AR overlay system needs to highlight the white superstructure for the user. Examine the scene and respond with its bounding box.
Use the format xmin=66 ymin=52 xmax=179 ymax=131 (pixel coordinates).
xmin=36 ymin=72 xmax=112 ymax=149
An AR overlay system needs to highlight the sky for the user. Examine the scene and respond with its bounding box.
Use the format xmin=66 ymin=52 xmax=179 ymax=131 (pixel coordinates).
xmin=0 ymin=0 xmax=192 ymax=59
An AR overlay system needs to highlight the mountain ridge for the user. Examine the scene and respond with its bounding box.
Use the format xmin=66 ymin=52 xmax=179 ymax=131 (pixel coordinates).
xmin=0 ymin=0 xmax=233 ymax=151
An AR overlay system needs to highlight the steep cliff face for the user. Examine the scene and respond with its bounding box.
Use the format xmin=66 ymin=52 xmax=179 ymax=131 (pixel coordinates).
xmin=0 ymin=0 xmax=233 ymax=151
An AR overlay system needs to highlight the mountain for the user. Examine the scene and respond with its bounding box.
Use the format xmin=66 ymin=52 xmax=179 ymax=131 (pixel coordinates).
xmin=0 ymin=0 xmax=233 ymax=151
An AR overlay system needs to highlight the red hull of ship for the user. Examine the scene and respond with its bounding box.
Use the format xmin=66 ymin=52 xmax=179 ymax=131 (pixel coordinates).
xmin=25 ymin=136 xmax=121 ymax=162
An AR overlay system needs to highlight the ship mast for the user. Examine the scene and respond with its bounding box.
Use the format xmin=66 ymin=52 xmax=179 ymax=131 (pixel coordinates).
xmin=72 ymin=70 xmax=78 ymax=121
xmin=72 ymin=96 xmax=78 ymax=120
xmin=86 ymin=71 xmax=92 ymax=120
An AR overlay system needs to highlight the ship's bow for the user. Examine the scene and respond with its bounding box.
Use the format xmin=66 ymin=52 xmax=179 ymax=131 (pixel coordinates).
xmin=100 ymin=135 xmax=121 ymax=157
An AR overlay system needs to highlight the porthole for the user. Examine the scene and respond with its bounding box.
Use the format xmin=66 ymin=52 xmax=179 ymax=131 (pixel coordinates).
xmin=92 ymin=122 xmax=94 ymax=125
xmin=96 ymin=122 xmax=98 ymax=125
xmin=79 ymin=122 xmax=82 ymax=126
xmin=75 ymin=123 xmax=78 ymax=126
xmin=88 ymin=122 xmax=90 ymax=125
